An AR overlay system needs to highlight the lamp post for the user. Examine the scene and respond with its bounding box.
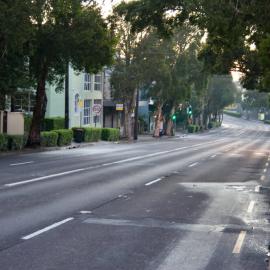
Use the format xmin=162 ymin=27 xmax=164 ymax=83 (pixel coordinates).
xmin=133 ymin=87 xmax=139 ymax=140
xmin=64 ymin=62 xmax=69 ymax=129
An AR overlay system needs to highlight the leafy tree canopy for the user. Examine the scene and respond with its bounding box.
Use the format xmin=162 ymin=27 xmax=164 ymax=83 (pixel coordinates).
xmin=117 ymin=0 xmax=270 ymax=91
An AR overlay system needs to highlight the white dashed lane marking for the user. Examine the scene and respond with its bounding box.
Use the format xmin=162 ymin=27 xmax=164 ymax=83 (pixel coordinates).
xmin=188 ymin=162 xmax=199 ymax=168
xmin=247 ymin=201 xmax=255 ymax=214
xmin=22 ymin=217 xmax=74 ymax=240
xmin=145 ymin=178 xmax=164 ymax=186
xmin=10 ymin=161 xmax=34 ymax=166
xmin=232 ymin=231 xmax=247 ymax=254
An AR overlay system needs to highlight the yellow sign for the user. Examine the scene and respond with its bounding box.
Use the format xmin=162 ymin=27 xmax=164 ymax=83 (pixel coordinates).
xmin=116 ymin=104 xmax=124 ymax=111
xmin=78 ymin=100 xmax=84 ymax=109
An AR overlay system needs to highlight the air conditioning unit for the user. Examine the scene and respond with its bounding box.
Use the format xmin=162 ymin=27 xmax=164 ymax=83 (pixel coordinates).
xmin=0 ymin=111 xmax=24 ymax=135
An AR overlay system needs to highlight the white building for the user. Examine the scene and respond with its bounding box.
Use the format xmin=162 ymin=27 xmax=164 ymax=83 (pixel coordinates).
xmin=46 ymin=65 xmax=104 ymax=128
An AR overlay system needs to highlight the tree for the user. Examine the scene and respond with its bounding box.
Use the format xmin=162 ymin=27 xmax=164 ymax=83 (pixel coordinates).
xmin=116 ymin=0 xmax=270 ymax=91
xmin=0 ymin=1 xmax=33 ymax=110
xmin=109 ymin=15 xmax=144 ymax=140
xmin=26 ymin=0 xmax=115 ymax=145
xmin=241 ymin=90 xmax=270 ymax=113
xmin=207 ymin=75 xmax=236 ymax=121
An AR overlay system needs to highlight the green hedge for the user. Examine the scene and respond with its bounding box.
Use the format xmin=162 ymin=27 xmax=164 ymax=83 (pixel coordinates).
xmin=43 ymin=117 xmax=65 ymax=131
xmin=41 ymin=131 xmax=58 ymax=147
xmin=208 ymin=121 xmax=222 ymax=129
xmin=101 ymin=128 xmax=120 ymax=141
xmin=24 ymin=116 xmax=32 ymax=133
xmin=0 ymin=134 xmax=8 ymax=151
xmin=84 ymin=128 xmax=102 ymax=142
xmin=54 ymin=129 xmax=73 ymax=146
xmin=188 ymin=125 xmax=199 ymax=133
xmin=223 ymin=110 xmax=241 ymax=118
xmin=8 ymin=135 xmax=24 ymax=150
xmin=264 ymin=120 xmax=270 ymax=124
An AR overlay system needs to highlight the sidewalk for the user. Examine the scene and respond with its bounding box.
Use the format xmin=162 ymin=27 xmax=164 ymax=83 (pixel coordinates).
xmin=0 ymin=133 xmax=186 ymax=157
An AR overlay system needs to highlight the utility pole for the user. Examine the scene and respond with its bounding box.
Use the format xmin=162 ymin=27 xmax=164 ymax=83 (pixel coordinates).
xmin=65 ymin=62 xmax=69 ymax=129
xmin=133 ymin=88 xmax=139 ymax=140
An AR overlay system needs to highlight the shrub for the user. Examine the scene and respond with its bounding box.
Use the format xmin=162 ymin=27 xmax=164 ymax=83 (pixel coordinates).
xmin=72 ymin=127 xmax=85 ymax=143
xmin=195 ymin=125 xmax=200 ymax=132
xmin=264 ymin=120 xmax=270 ymax=124
xmin=8 ymin=135 xmax=24 ymax=150
xmin=41 ymin=131 xmax=58 ymax=147
xmin=24 ymin=116 xmax=32 ymax=133
xmin=188 ymin=125 xmax=197 ymax=133
xmin=208 ymin=122 xmax=215 ymax=129
xmin=43 ymin=117 xmax=65 ymax=131
xmin=84 ymin=128 xmax=102 ymax=142
xmin=0 ymin=134 xmax=8 ymax=151
xmin=208 ymin=121 xmax=222 ymax=129
xmin=101 ymin=128 xmax=120 ymax=141
xmin=223 ymin=110 xmax=241 ymax=118
xmin=54 ymin=129 xmax=73 ymax=146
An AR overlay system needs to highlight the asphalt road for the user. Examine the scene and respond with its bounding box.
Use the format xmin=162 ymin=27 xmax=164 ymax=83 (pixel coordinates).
xmin=1 ymin=115 xmax=270 ymax=270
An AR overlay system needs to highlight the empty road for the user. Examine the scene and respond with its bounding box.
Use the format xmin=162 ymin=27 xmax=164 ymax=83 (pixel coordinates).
xmin=0 ymin=115 xmax=270 ymax=270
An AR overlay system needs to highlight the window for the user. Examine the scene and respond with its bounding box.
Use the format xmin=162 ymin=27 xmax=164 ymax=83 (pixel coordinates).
xmin=93 ymin=99 xmax=102 ymax=124
xmin=74 ymin=94 xmax=79 ymax=113
xmin=83 ymin=99 xmax=91 ymax=125
xmin=94 ymin=74 xmax=102 ymax=91
xmin=84 ymin=73 xmax=91 ymax=91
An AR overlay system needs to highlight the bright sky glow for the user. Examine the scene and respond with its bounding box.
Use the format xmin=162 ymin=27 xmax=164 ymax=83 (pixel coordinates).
xmin=96 ymin=0 xmax=123 ymax=16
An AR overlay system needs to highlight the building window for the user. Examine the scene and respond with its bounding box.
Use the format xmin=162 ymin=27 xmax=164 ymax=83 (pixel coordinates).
xmin=74 ymin=94 xmax=79 ymax=113
xmin=84 ymin=73 xmax=91 ymax=91
xmin=94 ymin=74 xmax=102 ymax=91
xmin=83 ymin=99 xmax=91 ymax=125
xmin=93 ymin=99 xmax=102 ymax=124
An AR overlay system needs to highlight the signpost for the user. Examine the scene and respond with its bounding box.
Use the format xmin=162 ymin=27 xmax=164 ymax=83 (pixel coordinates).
xmin=116 ymin=104 xmax=124 ymax=111
xmin=78 ymin=99 xmax=83 ymax=127
xmin=92 ymin=104 xmax=102 ymax=127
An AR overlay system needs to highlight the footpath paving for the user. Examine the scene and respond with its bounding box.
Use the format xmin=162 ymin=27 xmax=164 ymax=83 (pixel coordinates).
xmin=0 ymin=133 xmax=186 ymax=157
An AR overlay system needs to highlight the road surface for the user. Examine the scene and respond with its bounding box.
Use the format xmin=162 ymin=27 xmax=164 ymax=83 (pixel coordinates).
xmin=0 ymin=115 xmax=270 ymax=270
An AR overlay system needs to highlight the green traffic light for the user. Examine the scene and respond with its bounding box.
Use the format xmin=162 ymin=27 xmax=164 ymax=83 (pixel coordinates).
xmin=172 ymin=115 xmax=176 ymax=120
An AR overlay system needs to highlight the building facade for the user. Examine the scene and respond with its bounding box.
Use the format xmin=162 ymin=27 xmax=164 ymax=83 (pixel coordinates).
xmin=46 ymin=65 xmax=104 ymax=128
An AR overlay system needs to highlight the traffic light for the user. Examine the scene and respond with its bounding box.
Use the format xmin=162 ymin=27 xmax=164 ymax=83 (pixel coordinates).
xmin=172 ymin=114 xmax=176 ymax=121
xmin=187 ymin=106 xmax=192 ymax=116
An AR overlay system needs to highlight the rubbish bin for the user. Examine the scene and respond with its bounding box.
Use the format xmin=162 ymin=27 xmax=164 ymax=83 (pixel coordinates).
xmin=73 ymin=128 xmax=84 ymax=143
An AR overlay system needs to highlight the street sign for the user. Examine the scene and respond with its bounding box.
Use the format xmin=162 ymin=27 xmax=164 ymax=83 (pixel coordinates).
xmin=93 ymin=104 xmax=102 ymax=114
xmin=116 ymin=104 xmax=124 ymax=111
xmin=78 ymin=100 xmax=83 ymax=109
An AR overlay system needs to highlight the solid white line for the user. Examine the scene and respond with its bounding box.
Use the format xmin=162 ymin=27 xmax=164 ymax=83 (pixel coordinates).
xmin=22 ymin=217 xmax=74 ymax=240
xmin=189 ymin=162 xmax=199 ymax=168
xmin=247 ymin=201 xmax=255 ymax=213
xmin=145 ymin=178 xmax=163 ymax=186
xmin=5 ymin=168 xmax=86 ymax=187
xmin=10 ymin=161 xmax=34 ymax=166
xmin=5 ymin=138 xmax=228 ymax=188
xmin=232 ymin=231 xmax=247 ymax=254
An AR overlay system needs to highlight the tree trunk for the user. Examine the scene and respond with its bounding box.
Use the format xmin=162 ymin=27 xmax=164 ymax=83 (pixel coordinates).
xmin=0 ymin=93 xmax=5 ymax=110
xmin=166 ymin=106 xmax=175 ymax=136
xmin=28 ymin=66 xmax=48 ymax=146
xmin=153 ymin=103 xmax=163 ymax=137
xmin=123 ymin=101 xmax=134 ymax=141
xmin=10 ymin=96 xmax=16 ymax=112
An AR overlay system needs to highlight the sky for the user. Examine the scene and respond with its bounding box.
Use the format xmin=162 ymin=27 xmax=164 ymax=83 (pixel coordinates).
xmin=96 ymin=0 xmax=123 ymax=16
